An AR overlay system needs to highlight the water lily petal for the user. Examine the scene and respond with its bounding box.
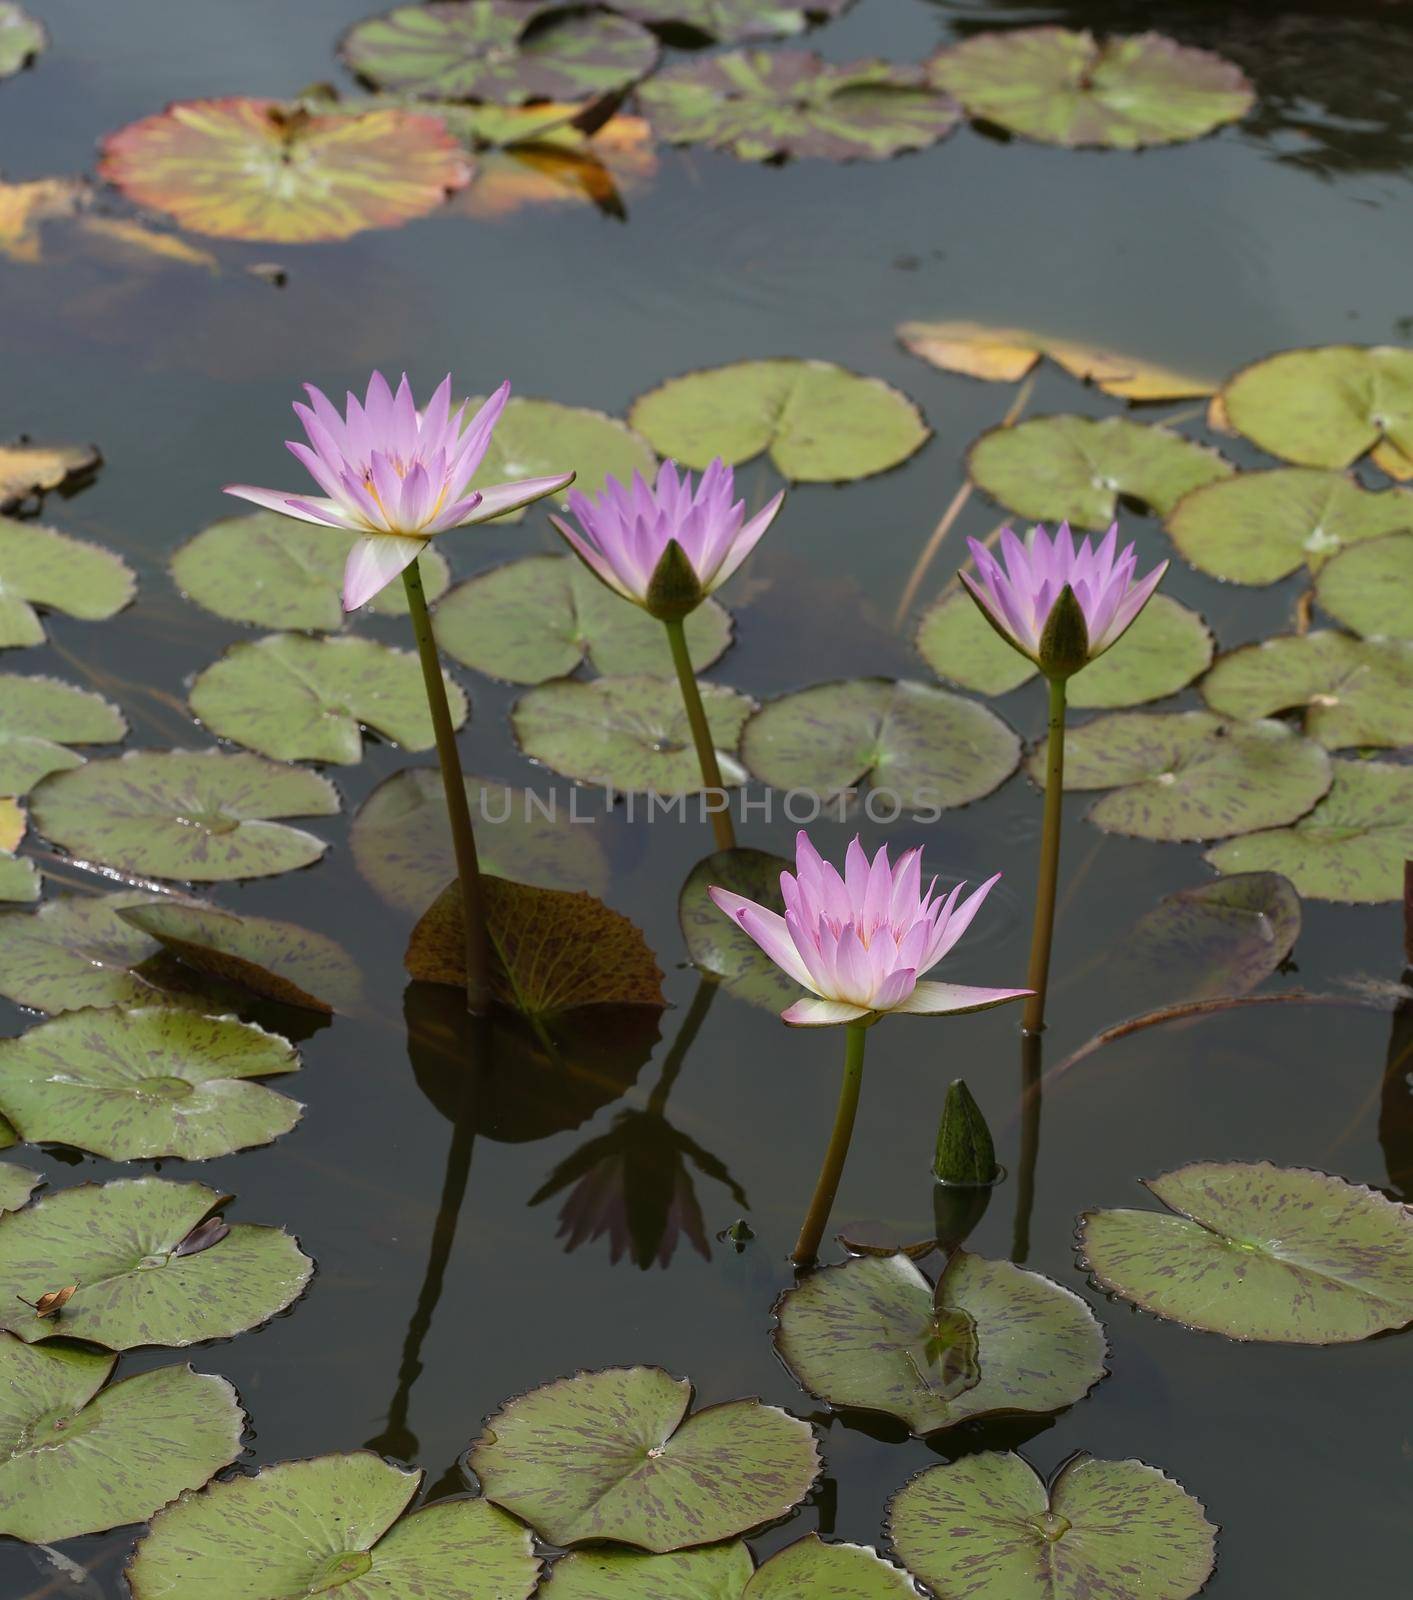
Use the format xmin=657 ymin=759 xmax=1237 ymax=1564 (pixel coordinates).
xmin=782 ymin=997 xmax=872 ymax=1027
xmin=890 ymin=981 xmax=1031 ymax=1015
xmin=342 ymin=534 xmax=428 ymax=611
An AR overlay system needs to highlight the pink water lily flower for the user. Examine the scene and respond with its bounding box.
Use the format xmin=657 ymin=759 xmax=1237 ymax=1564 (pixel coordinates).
xmin=710 ymin=832 xmax=1030 ymax=1027
xmin=960 ymin=521 xmax=1167 ymax=678
xmin=225 ymin=372 xmax=574 ymax=611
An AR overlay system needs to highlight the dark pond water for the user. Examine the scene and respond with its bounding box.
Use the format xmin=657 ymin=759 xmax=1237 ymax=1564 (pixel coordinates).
xmin=2 ymin=0 xmax=1411 ymax=1593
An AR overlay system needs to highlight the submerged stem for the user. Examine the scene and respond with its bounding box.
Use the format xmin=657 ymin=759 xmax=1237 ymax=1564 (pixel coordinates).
xmin=1022 ymin=675 xmax=1067 ymax=1034
xmin=663 ymin=615 xmax=736 ymax=851
xmin=792 ymin=1022 xmax=868 ymax=1266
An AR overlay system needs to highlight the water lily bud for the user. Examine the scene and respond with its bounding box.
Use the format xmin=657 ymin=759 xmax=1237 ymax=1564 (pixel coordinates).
xmin=1037 ymin=583 xmax=1091 ymax=681
xmin=644 ymin=537 xmax=705 ymax=622
xmin=933 ymin=1078 xmax=997 ymax=1186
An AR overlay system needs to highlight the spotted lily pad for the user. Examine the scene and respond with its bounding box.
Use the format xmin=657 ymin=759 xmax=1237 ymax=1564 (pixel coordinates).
xmin=468 ymin=1366 xmax=819 ymax=1551
xmin=1205 ymin=759 xmax=1413 ymax=903
xmin=0 ymin=442 xmax=100 ymax=511
xmin=0 ymin=1177 xmax=312 ymax=1348
xmin=1313 ymin=532 xmax=1413 ymax=640
xmin=99 ymin=97 xmax=472 ymax=243
xmin=30 ymin=749 xmax=340 ymax=881
xmin=0 ymin=1006 xmax=300 ymax=1160
xmin=614 ymin=0 xmax=853 ymax=43
xmin=0 ymin=853 xmax=37 ymax=902
xmin=128 ymin=1452 xmax=540 ymax=1600
xmin=435 ymin=555 xmax=731 ymax=684
xmin=0 ymin=517 xmax=133 ymax=648
xmin=1030 ymin=711 xmax=1331 ymax=841
xmin=544 ymin=1535 xmax=912 ymax=1598
xmin=741 ymin=679 xmax=1020 ymax=811
xmin=1079 ymin=1161 xmax=1413 ymax=1343
xmin=339 ymin=1 xmax=659 ymax=104
xmin=0 ymin=1162 xmax=39 ymax=1211
xmin=629 ymin=359 xmax=928 ymax=481
xmin=774 ymin=1251 xmax=1105 ymax=1436
xmin=0 ymin=672 xmax=126 ymax=796
xmin=888 ymin=1451 xmax=1217 ymax=1600
xmin=0 ymin=1337 xmax=244 ymax=1543
xmin=968 ymin=415 xmax=1233 ymax=530
xmin=930 ymin=27 xmax=1252 ymax=148
xmin=0 ymin=5 xmax=44 ymax=78
xmin=678 ymin=848 xmax=803 ymax=1012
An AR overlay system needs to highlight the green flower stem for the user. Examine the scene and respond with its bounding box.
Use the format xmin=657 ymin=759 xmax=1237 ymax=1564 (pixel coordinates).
xmin=792 ymin=1021 xmax=868 ymax=1267
xmin=1022 ymin=675 xmax=1068 ymax=1034
xmin=402 ymin=556 xmax=491 ymax=1015
xmin=1011 ymin=1029 xmax=1043 ymax=1263
xmin=663 ymin=615 xmax=736 ymax=852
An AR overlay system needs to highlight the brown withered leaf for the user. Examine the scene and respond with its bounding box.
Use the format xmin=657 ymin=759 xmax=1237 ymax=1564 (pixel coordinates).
xmin=452 ymin=112 xmax=655 ymax=218
xmin=0 ymin=174 xmax=89 ymax=264
xmin=20 ymin=1284 xmax=77 ymax=1318
xmin=0 ymin=439 xmax=101 ymax=508
xmin=172 ymin=1216 xmax=231 ymax=1258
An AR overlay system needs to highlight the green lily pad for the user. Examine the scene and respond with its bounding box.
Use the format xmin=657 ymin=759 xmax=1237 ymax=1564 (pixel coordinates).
xmin=468 ymin=1366 xmax=819 ymax=1551
xmin=968 ymin=415 xmax=1233 ymax=531
xmin=171 ymin=513 xmax=451 ymax=632
xmin=0 ymin=517 xmax=134 ymax=648
xmin=741 ymin=679 xmax=1020 ymax=811
xmin=0 ymin=672 xmax=126 ymax=796
xmin=1201 ymin=632 xmax=1413 ymax=749
xmin=639 ymin=51 xmax=960 ymax=164
xmin=435 ymin=555 xmax=731 ymax=684
xmin=773 ymin=1250 xmax=1106 ymax=1436
xmin=0 ymin=1176 xmax=313 ymax=1349
xmin=0 ymin=1338 xmax=244 ymax=1544
xmin=513 ymin=675 xmax=753 ymax=794
xmin=1313 ymin=532 xmax=1413 ymax=640
xmin=189 ymin=633 xmax=466 ymax=764
xmin=1205 ymin=758 xmax=1413 ymax=903
xmin=128 ymin=1452 xmax=540 ymax=1600
xmin=0 ymin=852 xmax=38 ymax=903
xmin=30 ymin=749 xmax=340 ymax=881
xmin=0 ymin=1007 xmax=301 ymax=1160
xmin=888 ymin=1451 xmax=1217 ymax=1600
xmin=678 ymin=848 xmax=804 ymax=1012
xmin=0 ymin=1162 xmax=40 ymax=1211
xmin=339 ymin=1 xmax=659 ymax=104
xmin=0 ymin=5 xmax=45 ymax=79
xmin=1165 ymin=468 xmax=1413 ymax=583
xmin=1220 ymin=345 xmax=1413 ymax=469
xmin=914 ymin=589 xmax=1036 ymax=698
xmin=629 ymin=359 xmax=929 ymax=481
xmin=614 ymin=0 xmax=853 ymax=43
xmin=352 ymin=766 xmax=609 ymax=914
xmin=1079 ymin=1160 xmax=1413 ymax=1343
xmin=929 ymin=27 xmax=1252 ymax=148
xmin=1030 ymin=710 xmax=1332 ymax=841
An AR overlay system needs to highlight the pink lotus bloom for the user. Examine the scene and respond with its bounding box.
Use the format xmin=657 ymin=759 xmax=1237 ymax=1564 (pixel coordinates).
xmin=549 ymin=458 xmax=783 ymax=618
xmin=225 ymin=372 xmax=573 ymax=611
xmin=960 ymin=521 xmax=1167 ymax=677
xmin=710 ymin=831 xmax=1030 ymax=1027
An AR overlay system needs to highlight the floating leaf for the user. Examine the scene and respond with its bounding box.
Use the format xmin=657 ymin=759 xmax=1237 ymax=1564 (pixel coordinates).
xmin=0 ymin=1162 xmax=39 ymax=1211
xmin=678 ymin=848 xmax=804 ymax=1012
xmin=0 ymin=517 xmax=133 ymax=648
xmin=0 ymin=1177 xmax=313 ymax=1349
xmin=128 ymin=1452 xmax=539 ymax=1600
xmin=929 ymin=27 xmax=1252 ymax=148
xmin=468 ymin=1366 xmax=819 ymax=1552
xmin=339 ymin=1 xmax=660 ymax=104
xmin=0 ymin=4 xmax=44 ymax=78
xmin=513 ymin=674 xmax=753 ymax=794
xmin=968 ymin=415 xmax=1233 ymax=530
xmin=774 ymin=1251 xmax=1106 ymax=1436
xmin=1079 ymin=1160 xmax=1413 ymax=1343
xmin=1205 ymin=759 xmax=1413 ymax=903
xmin=915 ymin=589 xmax=1035 ymax=698
xmin=452 ymin=112 xmax=657 ymax=219
xmin=0 ymin=174 xmax=89 ymax=265
xmin=99 ymin=97 xmax=472 ymax=243
xmin=0 ymin=851 xmax=36 ymax=904
xmin=630 ymin=359 xmax=929 ymax=481
xmin=1313 ymin=532 xmax=1413 ymax=640
xmin=30 ymin=749 xmax=340 ymax=881
xmin=640 ymin=51 xmax=960 ymax=164
xmin=889 ymin=1451 xmax=1217 ymax=1600
xmin=741 ymin=679 xmax=1020 ymax=811
xmin=1030 ymin=711 xmax=1332 ymax=842
xmin=624 ymin=0 xmax=854 ymax=40
xmin=0 ymin=440 xmax=100 ymax=510
xmin=0 ymin=672 xmax=126 ymax=795
xmin=77 ymin=214 xmax=219 ymax=272
xmin=0 ymin=1337 xmax=244 ymax=1544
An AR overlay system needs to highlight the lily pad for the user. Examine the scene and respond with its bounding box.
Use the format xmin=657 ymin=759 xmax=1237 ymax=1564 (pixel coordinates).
xmin=613 ymin=0 xmax=853 ymax=43
xmin=741 ymin=679 xmax=1020 ymax=811
xmin=513 ymin=675 xmax=753 ymax=794
xmin=128 ymin=1452 xmax=540 ymax=1600
xmin=0 ymin=1338 xmax=244 ymax=1544
xmin=1220 ymin=345 xmax=1413 ymax=469
xmin=0 ymin=1162 xmax=39 ymax=1211
xmin=1205 ymin=759 xmax=1413 ymax=903
xmin=968 ymin=415 xmax=1233 ymax=530
xmin=0 ymin=854 xmax=39 ymax=903
xmin=0 ymin=1006 xmax=300 ymax=1160
xmin=774 ymin=1250 xmax=1106 ymax=1436
xmin=930 ymin=27 xmax=1252 ymax=148
xmin=0 ymin=672 xmax=126 ymax=795
xmin=435 ymin=555 xmax=731 ymax=684
xmin=99 ymin=97 xmax=472 ymax=243
xmin=678 ymin=848 xmax=804 ymax=1012
xmin=1313 ymin=532 xmax=1413 ymax=640
xmin=629 ymin=359 xmax=929 ymax=481
xmin=30 ymin=749 xmax=340 ymax=881
xmin=640 ymin=51 xmax=960 ymax=164
xmin=467 ymin=1366 xmax=819 ymax=1551
xmin=1029 ymin=711 xmax=1332 ymax=842
xmin=0 ymin=442 xmax=100 ymax=511
xmin=339 ymin=1 xmax=659 ymax=104
xmin=171 ymin=513 xmax=451 ymax=632
xmin=0 ymin=1177 xmax=313 ymax=1348
xmin=0 ymin=517 xmax=133 ymax=648
xmin=0 ymin=797 xmax=21 ymax=852
xmin=1165 ymin=468 xmax=1413 ymax=584
xmin=1201 ymin=632 xmax=1413 ymax=749
xmin=888 ymin=1451 xmax=1217 ymax=1600
xmin=1079 ymin=1160 xmax=1413 ymax=1343
xmin=0 ymin=5 xmax=44 ymax=79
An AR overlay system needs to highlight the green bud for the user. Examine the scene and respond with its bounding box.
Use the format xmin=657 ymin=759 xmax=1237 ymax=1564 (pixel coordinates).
xmin=644 ymin=538 xmax=704 ymax=622
xmin=1037 ymin=583 xmax=1090 ymax=680
xmin=933 ymin=1078 xmax=997 ymax=1186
